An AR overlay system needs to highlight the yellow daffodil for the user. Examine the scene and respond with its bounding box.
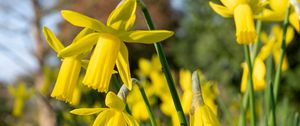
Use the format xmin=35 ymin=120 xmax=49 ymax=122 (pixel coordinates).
xmin=58 ymin=0 xmax=173 ymax=92
xmin=8 ymin=82 xmax=34 ymax=117
xmin=257 ymin=0 xmax=300 ymax=32
xmin=209 ymin=0 xmax=266 ymax=44
xmin=136 ymin=55 xmax=162 ymax=77
xmin=43 ymin=27 xmax=92 ymax=104
xmin=190 ymin=70 xmax=220 ymax=126
xmin=259 ymin=25 xmax=294 ymax=71
xmin=71 ymin=92 xmax=139 ymax=126
xmin=240 ymin=58 xmax=266 ymax=92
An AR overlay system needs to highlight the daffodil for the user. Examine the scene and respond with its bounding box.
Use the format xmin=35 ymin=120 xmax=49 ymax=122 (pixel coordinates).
xmin=190 ymin=70 xmax=220 ymax=126
xmin=240 ymin=58 xmax=266 ymax=92
xmin=259 ymin=25 xmax=294 ymax=71
xmin=71 ymin=92 xmax=139 ymax=126
xmin=209 ymin=0 xmax=266 ymax=44
xmin=8 ymin=82 xmax=34 ymax=117
xmin=43 ymin=27 xmax=93 ymax=104
xmin=136 ymin=55 xmax=162 ymax=78
xmin=257 ymin=0 xmax=300 ymax=32
xmin=58 ymin=0 xmax=173 ymax=92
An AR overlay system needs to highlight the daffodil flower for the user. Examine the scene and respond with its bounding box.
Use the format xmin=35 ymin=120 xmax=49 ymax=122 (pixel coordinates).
xmin=58 ymin=0 xmax=174 ymax=92
xmin=209 ymin=0 xmax=266 ymax=44
xmin=43 ymin=27 xmax=93 ymax=104
xmin=179 ymin=69 xmax=193 ymax=114
xmin=8 ymin=82 xmax=34 ymax=117
xmin=259 ymin=25 xmax=294 ymax=71
xmin=190 ymin=70 xmax=220 ymax=126
xmin=71 ymin=92 xmax=139 ymax=126
xmin=257 ymin=0 xmax=300 ymax=32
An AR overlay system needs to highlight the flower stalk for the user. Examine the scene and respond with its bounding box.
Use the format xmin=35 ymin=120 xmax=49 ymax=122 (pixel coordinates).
xmin=132 ymin=78 xmax=157 ymax=126
xmin=137 ymin=0 xmax=188 ymax=125
xmin=243 ymin=45 xmax=256 ymax=126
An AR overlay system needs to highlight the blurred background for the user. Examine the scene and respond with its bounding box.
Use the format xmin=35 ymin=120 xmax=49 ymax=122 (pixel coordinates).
xmin=0 ymin=0 xmax=299 ymax=125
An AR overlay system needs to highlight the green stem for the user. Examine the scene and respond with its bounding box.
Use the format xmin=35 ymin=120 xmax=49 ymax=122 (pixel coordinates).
xmin=133 ymin=79 xmax=157 ymax=126
xmin=244 ymin=45 xmax=256 ymax=126
xmin=251 ymin=20 xmax=263 ymax=60
xmin=273 ymin=7 xmax=290 ymax=101
xmin=217 ymin=97 xmax=233 ymax=125
xmin=137 ymin=1 xmax=188 ymax=125
xmin=268 ymin=81 xmax=276 ymax=126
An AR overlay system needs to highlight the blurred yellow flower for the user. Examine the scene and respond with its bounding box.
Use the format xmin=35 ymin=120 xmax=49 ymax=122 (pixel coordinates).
xmin=259 ymin=25 xmax=294 ymax=71
xmin=8 ymin=82 xmax=34 ymax=117
xmin=58 ymin=0 xmax=173 ymax=92
xmin=257 ymin=0 xmax=300 ymax=32
xmin=43 ymin=27 xmax=91 ymax=104
xmin=240 ymin=58 xmax=266 ymax=92
xmin=71 ymin=92 xmax=139 ymax=126
xmin=209 ymin=0 xmax=266 ymax=44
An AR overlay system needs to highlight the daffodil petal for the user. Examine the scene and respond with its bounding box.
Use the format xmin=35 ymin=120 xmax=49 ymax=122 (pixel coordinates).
xmin=107 ymin=112 xmax=127 ymax=126
xmin=105 ymin=92 xmax=125 ymax=111
xmin=58 ymin=33 xmax=100 ymax=57
xmin=253 ymin=58 xmax=266 ymax=91
xmin=70 ymin=108 xmax=107 ymax=115
xmin=73 ymin=28 xmax=94 ymax=43
xmin=42 ymin=27 xmax=64 ymax=52
xmin=289 ymin=12 xmax=300 ymax=33
xmin=116 ymin=42 xmax=132 ymax=90
xmin=209 ymin=2 xmax=233 ymax=18
xmin=286 ymin=26 xmax=295 ymax=45
xmin=123 ymin=113 xmax=139 ymax=126
xmin=220 ymin=0 xmax=235 ymax=9
xmin=118 ymin=30 xmax=174 ymax=44
xmin=93 ymin=110 xmax=114 ymax=126
xmin=107 ymin=0 xmax=136 ymax=31
xmin=61 ymin=10 xmax=111 ymax=32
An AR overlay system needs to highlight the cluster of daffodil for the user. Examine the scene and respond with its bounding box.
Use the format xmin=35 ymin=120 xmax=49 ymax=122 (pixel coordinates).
xmin=130 ymin=56 xmax=220 ymax=125
xmin=210 ymin=0 xmax=300 ymax=126
xmin=35 ymin=0 xmax=300 ymax=125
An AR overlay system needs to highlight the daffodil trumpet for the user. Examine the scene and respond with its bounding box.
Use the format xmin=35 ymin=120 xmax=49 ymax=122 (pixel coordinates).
xmin=58 ymin=0 xmax=173 ymax=93
xmin=43 ymin=27 xmax=93 ymax=104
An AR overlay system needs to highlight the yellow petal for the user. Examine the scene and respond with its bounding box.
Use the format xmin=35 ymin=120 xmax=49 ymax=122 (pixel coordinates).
xmin=257 ymin=41 xmax=274 ymax=60
xmin=61 ymin=10 xmax=111 ymax=32
xmin=73 ymin=28 xmax=94 ymax=43
xmin=289 ymin=12 xmax=300 ymax=33
xmin=220 ymin=0 xmax=236 ymax=9
xmin=42 ymin=27 xmax=64 ymax=52
xmin=107 ymin=0 xmax=136 ymax=31
xmin=286 ymin=26 xmax=295 ymax=45
xmin=82 ymin=34 xmax=121 ymax=92
xmin=70 ymin=108 xmax=107 ymax=115
xmin=252 ymin=58 xmax=266 ymax=91
xmin=58 ymin=33 xmax=100 ymax=57
xmin=234 ymin=4 xmax=256 ymax=44
xmin=118 ymin=30 xmax=174 ymax=44
xmin=107 ymin=112 xmax=127 ymax=126
xmin=269 ymin=0 xmax=289 ymax=13
xmin=123 ymin=113 xmax=139 ymax=126
xmin=93 ymin=110 xmax=114 ymax=126
xmin=116 ymin=42 xmax=132 ymax=90
xmin=105 ymin=92 xmax=125 ymax=111
xmin=51 ymin=57 xmax=81 ymax=103
xmin=209 ymin=2 xmax=233 ymax=18
xmin=190 ymin=105 xmax=220 ymax=126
